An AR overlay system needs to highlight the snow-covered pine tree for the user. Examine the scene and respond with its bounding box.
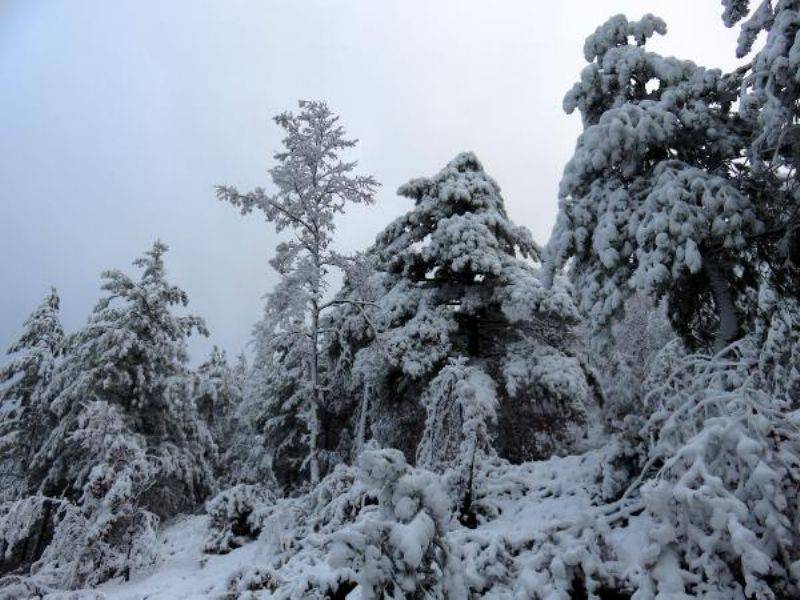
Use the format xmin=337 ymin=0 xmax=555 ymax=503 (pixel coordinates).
xmin=1 ymin=244 xmax=216 ymax=588
xmin=218 ymin=100 xmax=378 ymax=486
xmin=0 ymin=290 xmax=65 ymax=577
xmin=246 ymin=276 xmax=315 ymax=491
xmin=546 ymin=14 xmax=765 ymax=351
xmin=328 ymin=153 xmax=591 ymax=479
xmin=32 ymin=400 xmax=160 ymax=589
xmin=0 ymin=288 xmax=63 ymax=501
xmin=721 ymin=0 xmax=800 ymax=272
xmin=193 ymin=346 xmax=245 ymax=480
xmin=195 ymin=347 xmax=237 ymax=431
xmin=33 ymin=241 xmax=215 ymax=517
xmin=539 ymin=14 xmax=800 ymax=596
xmin=718 ymin=1 xmax=800 ymax=377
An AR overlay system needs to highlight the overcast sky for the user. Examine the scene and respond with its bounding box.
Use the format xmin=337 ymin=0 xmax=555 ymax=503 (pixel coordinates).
xmin=0 ymin=1 xmax=742 ymax=362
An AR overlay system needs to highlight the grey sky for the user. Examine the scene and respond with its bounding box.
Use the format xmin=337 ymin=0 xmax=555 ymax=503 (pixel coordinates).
xmin=0 ymin=1 xmax=742 ymax=362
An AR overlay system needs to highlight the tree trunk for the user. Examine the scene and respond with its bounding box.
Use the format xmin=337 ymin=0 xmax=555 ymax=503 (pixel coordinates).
xmin=309 ymin=303 xmax=321 ymax=485
xmin=703 ymin=254 xmax=739 ymax=353
xmin=355 ymin=383 xmax=370 ymax=455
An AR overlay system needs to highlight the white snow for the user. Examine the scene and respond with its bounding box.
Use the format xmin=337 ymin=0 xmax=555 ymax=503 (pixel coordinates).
xmin=100 ymin=515 xmax=262 ymax=600
xmin=95 ymin=449 xmax=621 ymax=599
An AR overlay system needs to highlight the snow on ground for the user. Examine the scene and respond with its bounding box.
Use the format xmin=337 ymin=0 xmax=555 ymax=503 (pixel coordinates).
xmin=478 ymin=451 xmax=602 ymax=538
xmin=99 ymin=514 xmax=259 ymax=600
xmin=96 ymin=449 xmax=628 ymax=599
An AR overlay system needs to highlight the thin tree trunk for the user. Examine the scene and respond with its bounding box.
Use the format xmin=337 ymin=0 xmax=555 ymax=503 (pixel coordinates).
xmin=355 ymin=383 xmax=370 ymax=455
xmin=703 ymin=254 xmax=739 ymax=353
xmin=309 ymin=302 xmax=321 ymax=485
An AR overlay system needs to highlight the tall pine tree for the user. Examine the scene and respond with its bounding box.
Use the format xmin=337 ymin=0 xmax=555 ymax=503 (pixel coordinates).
xmin=218 ymin=100 xmax=378 ymax=485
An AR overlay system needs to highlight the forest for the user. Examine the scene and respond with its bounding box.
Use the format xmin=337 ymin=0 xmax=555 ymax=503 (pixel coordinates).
xmin=1 ymin=3 xmax=800 ymax=599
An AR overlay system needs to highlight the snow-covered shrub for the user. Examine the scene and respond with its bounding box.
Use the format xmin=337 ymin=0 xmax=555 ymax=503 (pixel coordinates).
xmin=504 ymin=522 xmax=617 ymax=599
xmin=204 ymin=484 xmax=276 ymax=554
xmin=449 ymin=451 xmax=629 ymax=598
xmin=30 ymin=401 xmax=160 ymax=589
xmin=0 ymin=574 xmax=103 ymax=600
xmin=224 ymin=565 xmax=280 ymax=598
xmin=416 ymin=359 xmax=497 ymax=525
xmin=207 ymin=464 xmax=373 ymax=598
xmin=629 ymin=344 xmax=800 ymax=598
xmin=329 ymin=448 xmax=464 ymax=599
xmin=303 ymin=463 xmax=373 ymax=535
xmin=0 ymin=495 xmax=61 ymax=577
xmin=224 ymin=451 xmax=459 ymax=598
xmin=217 ymin=464 xmax=372 ymax=599
xmin=32 ymin=501 xmax=157 ymax=590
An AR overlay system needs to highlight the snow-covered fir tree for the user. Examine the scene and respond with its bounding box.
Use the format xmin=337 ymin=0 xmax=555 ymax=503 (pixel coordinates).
xmin=718 ymin=1 xmax=800 ymax=346
xmin=0 ymin=288 xmax=63 ymax=501
xmin=326 ymin=153 xmax=592 ymax=489
xmin=546 ymin=13 xmax=765 ymax=351
xmin=32 ymin=400 xmax=160 ymax=589
xmin=543 ymin=13 xmax=800 ymax=598
xmin=195 ymin=346 xmax=239 ymax=432
xmin=193 ymin=346 xmax=246 ymax=481
xmin=33 ymin=242 xmax=215 ymax=515
xmin=0 ymin=289 xmax=65 ymax=579
xmin=246 ymin=277 xmax=316 ymax=491
xmin=218 ymin=100 xmax=378 ymax=486
xmin=1 ymin=243 xmax=218 ymax=589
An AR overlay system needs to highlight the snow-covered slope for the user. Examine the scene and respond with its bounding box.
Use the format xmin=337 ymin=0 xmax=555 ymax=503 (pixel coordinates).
xmin=99 ymin=515 xmax=259 ymax=600
xmin=97 ymin=449 xmax=633 ymax=599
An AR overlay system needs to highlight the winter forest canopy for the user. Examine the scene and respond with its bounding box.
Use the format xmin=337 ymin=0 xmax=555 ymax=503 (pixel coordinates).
xmin=3 ymin=3 xmax=800 ymax=599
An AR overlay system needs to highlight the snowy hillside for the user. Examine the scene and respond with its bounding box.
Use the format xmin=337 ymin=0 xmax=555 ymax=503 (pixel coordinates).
xmin=97 ymin=449 xmax=636 ymax=599
xmin=101 ymin=516 xmax=247 ymax=600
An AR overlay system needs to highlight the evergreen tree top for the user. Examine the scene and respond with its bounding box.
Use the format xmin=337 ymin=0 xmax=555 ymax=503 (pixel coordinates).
xmin=378 ymin=152 xmax=539 ymax=280
xmin=5 ymin=287 xmax=63 ymax=358
xmin=91 ymin=240 xmax=207 ymax=344
xmin=547 ymin=14 xmax=764 ymax=348
xmin=0 ymin=287 xmax=63 ymax=394
xmin=47 ymin=242 xmax=207 ymax=415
